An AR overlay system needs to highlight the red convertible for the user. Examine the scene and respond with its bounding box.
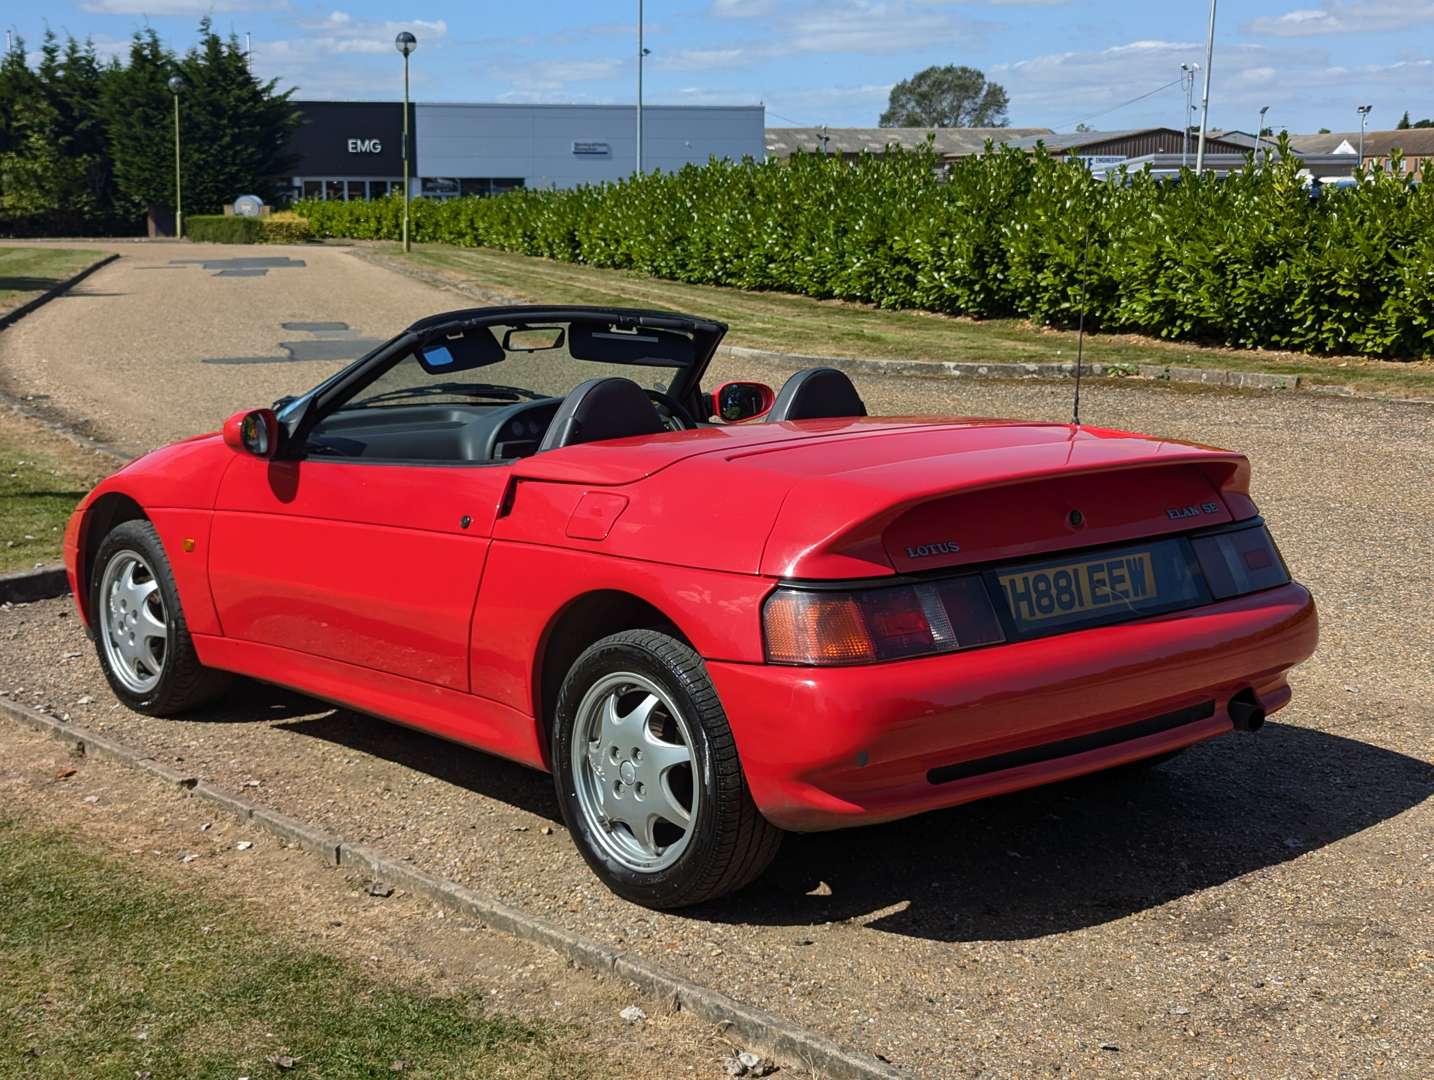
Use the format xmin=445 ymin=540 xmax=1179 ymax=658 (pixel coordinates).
xmin=66 ymin=306 xmax=1318 ymax=908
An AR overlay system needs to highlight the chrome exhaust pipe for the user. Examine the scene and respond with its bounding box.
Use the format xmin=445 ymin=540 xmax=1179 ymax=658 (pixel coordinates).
xmin=1228 ymin=689 xmax=1266 ymax=732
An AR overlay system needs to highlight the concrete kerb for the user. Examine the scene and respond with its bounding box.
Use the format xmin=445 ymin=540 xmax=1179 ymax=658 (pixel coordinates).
xmin=0 ymin=564 xmax=70 ymax=605
xmin=0 ymin=252 xmax=120 ymax=333
xmin=0 ymin=694 xmax=916 ymax=1080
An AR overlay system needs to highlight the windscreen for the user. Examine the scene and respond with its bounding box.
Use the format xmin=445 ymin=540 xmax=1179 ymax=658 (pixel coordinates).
xmin=340 ymin=319 xmax=694 ymax=411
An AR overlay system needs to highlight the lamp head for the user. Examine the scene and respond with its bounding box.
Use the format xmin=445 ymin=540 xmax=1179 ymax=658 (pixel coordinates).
xmin=168 ymin=75 xmax=184 ymax=94
xmin=395 ymin=31 xmax=417 ymax=57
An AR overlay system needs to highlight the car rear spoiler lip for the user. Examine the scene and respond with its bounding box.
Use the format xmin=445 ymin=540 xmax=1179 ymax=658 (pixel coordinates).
xmin=759 ymin=445 xmax=1254 ymax=580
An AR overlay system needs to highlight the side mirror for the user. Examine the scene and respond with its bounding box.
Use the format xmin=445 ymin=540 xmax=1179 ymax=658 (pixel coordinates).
xmin=711 ymin=381 xmax=775 ymax=423
xmin=222 ymin=408 xmax=280 ymax=458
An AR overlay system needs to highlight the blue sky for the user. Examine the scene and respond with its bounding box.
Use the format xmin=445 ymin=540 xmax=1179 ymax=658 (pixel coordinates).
xmin=9 ymin=1 xmax=1433 ymax=133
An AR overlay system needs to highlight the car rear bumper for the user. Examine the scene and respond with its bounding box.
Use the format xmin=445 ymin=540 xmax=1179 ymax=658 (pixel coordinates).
xmin=707 ymin=582 xmax=1318 ymax=831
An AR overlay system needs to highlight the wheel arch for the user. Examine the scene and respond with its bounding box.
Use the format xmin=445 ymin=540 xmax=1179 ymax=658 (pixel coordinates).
xmin=77 ymin=491 xmax=149 ymax=621
xmin=533 ymin=589 xmax=694 ymax=769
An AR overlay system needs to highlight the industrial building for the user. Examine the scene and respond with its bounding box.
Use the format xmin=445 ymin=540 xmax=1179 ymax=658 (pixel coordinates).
xmin=286 ymin=101 xmax=765 ymax=200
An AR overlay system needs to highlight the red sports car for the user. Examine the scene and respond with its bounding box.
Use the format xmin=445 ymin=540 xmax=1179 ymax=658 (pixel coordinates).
xmin=67 ymin=306 xmax=1318 ymax=908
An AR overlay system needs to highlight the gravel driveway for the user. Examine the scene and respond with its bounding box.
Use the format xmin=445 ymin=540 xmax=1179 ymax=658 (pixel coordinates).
xmin=1 ymin=251 xmax=1431 ymax=1077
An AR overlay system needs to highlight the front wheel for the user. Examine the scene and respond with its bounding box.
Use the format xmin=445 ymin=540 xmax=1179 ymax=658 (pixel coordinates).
xmin=90 ymin=519 xmax=231 ymax=716
xmin=552 ymin=630 xmax=781 ymax=909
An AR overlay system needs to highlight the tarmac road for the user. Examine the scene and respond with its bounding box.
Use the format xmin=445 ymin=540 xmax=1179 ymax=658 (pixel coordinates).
xmin=1 ymin=243 xmax=1431 ymax=1078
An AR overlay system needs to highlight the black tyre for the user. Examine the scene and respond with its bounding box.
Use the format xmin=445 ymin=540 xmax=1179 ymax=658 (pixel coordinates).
xmin=552 ymin=629 xmax=782 ymax=909
xmin=90 ymin=519 xmax=231 ymax=716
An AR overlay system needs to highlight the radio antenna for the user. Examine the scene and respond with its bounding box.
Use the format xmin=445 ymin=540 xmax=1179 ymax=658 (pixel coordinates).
xmin=1071 ymin=215 xmax=1092 ymax=428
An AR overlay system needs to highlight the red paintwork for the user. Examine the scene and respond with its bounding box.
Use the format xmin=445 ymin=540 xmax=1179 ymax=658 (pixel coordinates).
xmin=66 ymin=411 xmax=1318 ymax=827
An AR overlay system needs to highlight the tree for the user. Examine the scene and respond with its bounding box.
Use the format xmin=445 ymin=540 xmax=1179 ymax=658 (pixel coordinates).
xmin=101 ymin=28 xmax=180 ymax=221
xmin=173 ymin=20 xmax=300 ymax=212
xmin=879 ymin=65 xmax=1009 ymax=128
xmin=0 ymin=32 xmax=117 ymax=232
xmin=1397 ymin=110 xmax=1411 ymax=129
xmin=101 ymin=21 xmax=300 ymax=224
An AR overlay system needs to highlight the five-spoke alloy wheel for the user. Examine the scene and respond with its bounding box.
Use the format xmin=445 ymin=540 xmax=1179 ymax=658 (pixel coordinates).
xmin=553 ymin=629 xmax=781 ymax=909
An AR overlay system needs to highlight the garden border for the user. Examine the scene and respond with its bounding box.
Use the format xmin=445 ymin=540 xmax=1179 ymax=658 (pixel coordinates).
xmin=0 ymin=252 xmax=119 ymax=333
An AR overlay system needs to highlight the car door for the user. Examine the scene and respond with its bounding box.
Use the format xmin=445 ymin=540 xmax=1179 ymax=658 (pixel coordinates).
xmin=208 ymin=454 xmax=508 ymax=691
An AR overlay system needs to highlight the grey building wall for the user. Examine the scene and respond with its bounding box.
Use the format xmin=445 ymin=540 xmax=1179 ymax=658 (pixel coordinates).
xmin=413 ymin=104 xmax=764 ymax=190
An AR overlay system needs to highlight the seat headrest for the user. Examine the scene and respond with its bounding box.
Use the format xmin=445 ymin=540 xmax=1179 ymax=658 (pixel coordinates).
xmin=767 ymin=367 xmax=867 ymax=422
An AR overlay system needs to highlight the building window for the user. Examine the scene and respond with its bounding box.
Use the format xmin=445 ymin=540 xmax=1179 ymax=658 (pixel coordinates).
xmin=417 ymin=178 xmax=527 ymax=199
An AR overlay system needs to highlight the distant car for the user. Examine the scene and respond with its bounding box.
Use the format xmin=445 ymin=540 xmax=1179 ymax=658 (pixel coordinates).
xmin=66 ymin=305 xmax=1318 ymax=908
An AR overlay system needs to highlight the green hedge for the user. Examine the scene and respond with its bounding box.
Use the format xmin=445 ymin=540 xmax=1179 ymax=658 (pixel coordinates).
xmin=259 ymin=212 xmax=311 ymax=244
xmin=297 ymin=140 xmax=1434 ymax=358
xmin=184 ymin=214 xmax=261 ymax=243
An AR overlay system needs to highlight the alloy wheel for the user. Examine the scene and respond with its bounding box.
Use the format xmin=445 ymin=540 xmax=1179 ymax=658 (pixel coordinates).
xmin=99 ymin=550 xmax=167 ymax=694
xmin=571 ymin=671 xmax=699 ymax=873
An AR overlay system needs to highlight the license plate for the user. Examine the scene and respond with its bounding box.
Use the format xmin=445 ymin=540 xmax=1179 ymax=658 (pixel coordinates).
xmin=999 ymin=550 xmax=1164 ymax=631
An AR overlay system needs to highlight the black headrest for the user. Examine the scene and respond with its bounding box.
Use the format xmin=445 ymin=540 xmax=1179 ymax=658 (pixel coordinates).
xmin=537 ymin=377 xmax=666 ymax=452
xmin=767 ymin=367 xmax=867 ymax=422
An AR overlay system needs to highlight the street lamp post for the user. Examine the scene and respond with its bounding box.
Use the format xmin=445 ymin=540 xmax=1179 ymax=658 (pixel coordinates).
xmin=168 ymin=75 xmax=184 ymax=238
xmin=1194 ymin=0 xmax=1218 ymax=173
xmin=1180 ymin=63 xmax=1198 ymax=167
xmin=1357 ymin=104 xmax=1372 ymax=167
xmin=1253 ymin=104 xmax=1269 ymax=162
xmin=636 ymin=0 xmax=650 ymax=175
xmin=395 ymin=31 xmax=417 ymax=254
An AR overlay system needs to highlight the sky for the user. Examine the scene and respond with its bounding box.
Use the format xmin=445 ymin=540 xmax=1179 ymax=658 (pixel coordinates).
xmin=7 ymin=1 xmax=1433 ymax=134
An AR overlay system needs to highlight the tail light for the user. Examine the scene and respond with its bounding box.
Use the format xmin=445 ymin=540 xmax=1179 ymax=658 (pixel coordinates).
xmin=1191 ymin=524 xmax=1290 ymax=600
xmin=763 ymin=576 xmax=1004 ymax=665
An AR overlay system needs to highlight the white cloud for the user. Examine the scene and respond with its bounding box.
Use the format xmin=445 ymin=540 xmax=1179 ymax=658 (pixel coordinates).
xmin=995 ymin=36 xmax=1434 ymax=132
xmin=710 ymin=0 xmax=776 ymax=15
xmin=1246 ymin=0 xmax=1434 ymax=36
xmin=655 ymin=47 xmax=751 ymax=72
xmin=80 ymin=0 xmax=283 ymax=12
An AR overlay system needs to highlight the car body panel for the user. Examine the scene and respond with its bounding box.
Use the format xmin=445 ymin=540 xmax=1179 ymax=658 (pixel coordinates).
xmin=208 ymin=456 xmax=508 ymax=690
xmin=708 ymin=582 xmax=1316 ymax=830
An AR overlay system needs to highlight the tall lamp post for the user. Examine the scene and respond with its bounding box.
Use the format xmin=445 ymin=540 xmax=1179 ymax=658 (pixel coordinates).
xmin=168 ymin=75 xmax=184 ymax=238
xmin=1194 ymin=0 xmax=1217 ymax=173
xmin=1357 ymin=104 xmax=1372 ymax=168
xmin=1180 ymin=63 xmax=1198 ymax=167
xmin=636 ymin=0 xmax=650 ymax=175
xmin=395 ymin=31 xmax=417 ymax=253
xmin=1252 ymin=104 xmax=1269 ymax=162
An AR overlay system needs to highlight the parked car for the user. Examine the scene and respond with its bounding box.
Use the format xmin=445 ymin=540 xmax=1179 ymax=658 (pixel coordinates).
xmin=67 ymin=305 xmax=1318 ymax=908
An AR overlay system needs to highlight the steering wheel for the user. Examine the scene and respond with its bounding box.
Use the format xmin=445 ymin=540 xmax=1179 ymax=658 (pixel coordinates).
xmin=646 ymin=389 xmax=698 ymax=431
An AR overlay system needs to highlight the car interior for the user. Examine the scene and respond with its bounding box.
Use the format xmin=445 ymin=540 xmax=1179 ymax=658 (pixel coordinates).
xmin=299 ymin=315 xmax=867 ymax=465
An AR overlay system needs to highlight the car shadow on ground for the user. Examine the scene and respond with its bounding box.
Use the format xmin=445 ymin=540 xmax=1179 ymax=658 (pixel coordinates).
xmin=236 ymin=686 xmax=1431 ymax=941
xmin=275 ymin=709 xmax=563 ymax=822
xmin=698 ymin=722 xmax=1434 ymax=942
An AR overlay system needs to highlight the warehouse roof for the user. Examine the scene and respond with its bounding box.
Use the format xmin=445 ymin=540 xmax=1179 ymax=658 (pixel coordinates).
xmin=764 ymin=126 xmax=1053 ymax=158
xmin=1289 ymin=129 xmax=1434 ymax=156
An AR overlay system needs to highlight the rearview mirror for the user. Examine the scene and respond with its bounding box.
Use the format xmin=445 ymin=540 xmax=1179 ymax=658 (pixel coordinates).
xmin=503 ymin=326 xmax=566 ymax=352
xmin=222 ymin=408 xmax=280 ymax=458
xmin=712 ymin=381 xmax=775 ymax=423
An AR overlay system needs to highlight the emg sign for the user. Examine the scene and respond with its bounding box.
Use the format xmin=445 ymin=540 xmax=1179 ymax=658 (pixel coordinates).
xmin=347 ymin=138 xmax=383 ymax=154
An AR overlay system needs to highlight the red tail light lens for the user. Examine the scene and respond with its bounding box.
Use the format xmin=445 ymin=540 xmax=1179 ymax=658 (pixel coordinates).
xmin=762 ymin=578 xmax=1004 ymax=665
xmin=1191 ymin=525 xmax=1290 ymax=600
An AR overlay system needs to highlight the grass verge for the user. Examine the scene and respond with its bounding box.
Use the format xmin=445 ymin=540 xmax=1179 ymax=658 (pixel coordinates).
xmin=0 ymin=410 xmax=108 ymax=572
xmin=383 ymin=243 xmax=1434 ymax=399
xmin=0 ymin=247 xmax=104 ymax=316
xmin=0 ymin=813 xmax=590 ymax=1080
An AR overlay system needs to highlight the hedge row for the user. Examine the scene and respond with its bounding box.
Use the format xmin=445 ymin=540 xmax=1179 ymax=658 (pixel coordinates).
xmin=183 ymin=211 xmax=310 ymax=243
xmin=297 ymin=142 xmax=1434 ymax=358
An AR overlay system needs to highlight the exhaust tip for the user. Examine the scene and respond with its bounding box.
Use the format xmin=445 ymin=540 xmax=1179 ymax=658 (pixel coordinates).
xmin=1229 ymin=689 xmax=1266 ymax=732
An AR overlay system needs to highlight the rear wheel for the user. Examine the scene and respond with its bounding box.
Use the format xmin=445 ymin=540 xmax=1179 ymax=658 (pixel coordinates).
xmin=90 ymin=520 xmax=230 ymax=716
xmin=552 ymin=629 xmax=781 ymax=908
